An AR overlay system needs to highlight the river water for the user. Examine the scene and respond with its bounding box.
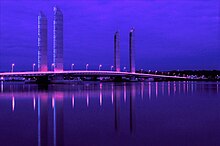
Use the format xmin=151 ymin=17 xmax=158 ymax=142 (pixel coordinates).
xmin=0 ymin=81 xmax=220 ymax=146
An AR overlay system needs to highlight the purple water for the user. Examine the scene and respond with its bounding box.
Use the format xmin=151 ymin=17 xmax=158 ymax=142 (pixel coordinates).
xmin=0 ymin=81 xmax=220 ymax=146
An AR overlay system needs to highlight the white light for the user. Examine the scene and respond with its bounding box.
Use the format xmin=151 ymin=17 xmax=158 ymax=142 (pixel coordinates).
xmin=99 ymin=64 xmax=102 ymax=71
xmin=111 ymin=66 xmax=114 ymax=71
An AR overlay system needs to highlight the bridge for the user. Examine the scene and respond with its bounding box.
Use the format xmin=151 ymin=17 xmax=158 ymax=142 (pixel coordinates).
xmin=0 ymin=70 xmax=187 ymax=81
xmin=0 ymin=8 xmax=188 ymax=82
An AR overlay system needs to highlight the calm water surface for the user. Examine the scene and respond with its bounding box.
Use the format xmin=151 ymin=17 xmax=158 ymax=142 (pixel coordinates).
xmin=0 ymin=81 xmax=220 ymax=146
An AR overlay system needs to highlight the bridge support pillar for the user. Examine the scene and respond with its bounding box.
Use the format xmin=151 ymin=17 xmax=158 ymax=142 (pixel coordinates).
xmin=36 ymin=76 xmax=50 ymax=84
xmin=114 ymin=76 xmax=122 ymax=82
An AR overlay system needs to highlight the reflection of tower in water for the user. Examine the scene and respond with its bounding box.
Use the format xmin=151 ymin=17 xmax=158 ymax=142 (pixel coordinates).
xmin=38 ymin=92 xmax=48 ymax=146
xmin=130 ymin=83 xmax=135 ymax=134
xmin=38 ymin=90 xmax=64 ymax=146
xmin=53 ymin=92 xmax=64 ymax=146
xmin=114 ymin=84 xmax=120 ymax=132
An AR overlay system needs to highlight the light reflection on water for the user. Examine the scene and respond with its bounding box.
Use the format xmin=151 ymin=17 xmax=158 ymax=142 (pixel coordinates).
xmin=0 ymin=81 xmax=220 ymax=146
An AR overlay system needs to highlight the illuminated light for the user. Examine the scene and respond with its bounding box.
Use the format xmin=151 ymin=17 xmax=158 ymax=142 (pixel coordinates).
xmin=1 ymin=81 xmax=3 ymax=92
xmin=51 ymin=63 xmax=55 ymax=71
xmin=155 ymin=82 xmax=158 ymax=98
xmin=111 ymin=83 xmax=114 ymax=104
xmin=86 ymin=92 xmax=89 ymax=107
xmin=186 ymin=81 xmax=189 ymax=93
xmin=100 ymin=83 xmax=102 ymax=106
xmin=71 ymin=64 xmax=74 ymax=70
xmin=123 ymin=67 xmax=126 ymax=72
xmin=124 ymin=82 xmax=127 ymax=102
xmin=111 ymin=66 xmax=114 ymax=71
xmin=168 ymin=81 xmax=170 ymax=96
xmin=100 ymin=92 xmax=102 ymax=106
xmin=140 ymin=69 xmax=143 ymax=73
xmin=174 ymin=81 xmax=176 ymax=95
xmin=11 ymin=64 xmax=15 ymax=72
xmin=12 ymin=96 xmax=15 ymax=111
xmin=72 ymin=94 xmax=74 ymax=108
xmin=162 ymin=82 xmax=165 ymax=96
xmin=141 ymin=82 xmax=144 ymax=99
xmin=33 ymin=63 xmax=36 ymax=72
xmin=86 ymin=64 xmax=89 ymax=71
xmin=183 ymin=81 xmax=186 ymax=94
xmin=148 ymin=82 xmax=151 ymax=99
xmin=99 ymin=64 xmax=102 ymax=71
xmin=52 ymin=97 xmax=55 ymax=109
xmin=191 ymin=81 xmax=193 ymax=93
xmin=33 ymin=97 xmax=36 ymax=110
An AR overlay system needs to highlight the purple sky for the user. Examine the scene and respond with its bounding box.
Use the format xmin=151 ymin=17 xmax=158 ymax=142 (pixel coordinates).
xmin=0 ymin=0 xmax=219 ymax=72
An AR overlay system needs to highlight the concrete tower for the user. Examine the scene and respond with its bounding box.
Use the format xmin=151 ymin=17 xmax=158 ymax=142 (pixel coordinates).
xmin=114 ymin=31 xmax=120 ymax=72
xmin=38 ymin=12 xmax=48 ymax=72
xmin=53 ymin=7 xmax=63 ymax=72
xmin=129 ymin=28 xmax=135 ymax=73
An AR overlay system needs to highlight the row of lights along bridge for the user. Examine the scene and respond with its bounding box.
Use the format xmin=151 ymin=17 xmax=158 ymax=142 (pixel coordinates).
xmin=9 ymin=64 xmax=132 ymax=72
xmin=10 ymin=63 xmax=171 ymax=75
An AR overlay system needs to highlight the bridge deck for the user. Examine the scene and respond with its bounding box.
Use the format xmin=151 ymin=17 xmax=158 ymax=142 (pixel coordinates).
xmin=0 ymin=70 xmax=187 ymax=79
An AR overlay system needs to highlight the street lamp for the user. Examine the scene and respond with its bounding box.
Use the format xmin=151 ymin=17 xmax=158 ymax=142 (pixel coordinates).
xmin=51 ymin=63 xmax=55 ymax=71
xmin=11 ymin=64 xmax=15 ymax=72
xmin=86 ymin=64 xmax=89 ymax=71
xmin=155 ymin=71 xmax=158 ymax=74
xmin=71 ymin=64 xmax=74 ymax=71
xmin=148 ymin=70 xmax=151 ymax=73
xmin=141 ymin=69 xmax=143 ymax=73
xmin=111 ymin=65 xmax=114 ymax=71
xmin=99 ymin=64 xmax=102 ymax=71
xmin=123 ymin=67 xmax=126 ymax=72
xmin=32 ymin=63 xmax=35 ymax=72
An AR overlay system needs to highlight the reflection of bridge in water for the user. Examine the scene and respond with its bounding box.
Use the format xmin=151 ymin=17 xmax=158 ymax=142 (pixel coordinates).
xmin=0 ymin=81 xmax=219 ymax=146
